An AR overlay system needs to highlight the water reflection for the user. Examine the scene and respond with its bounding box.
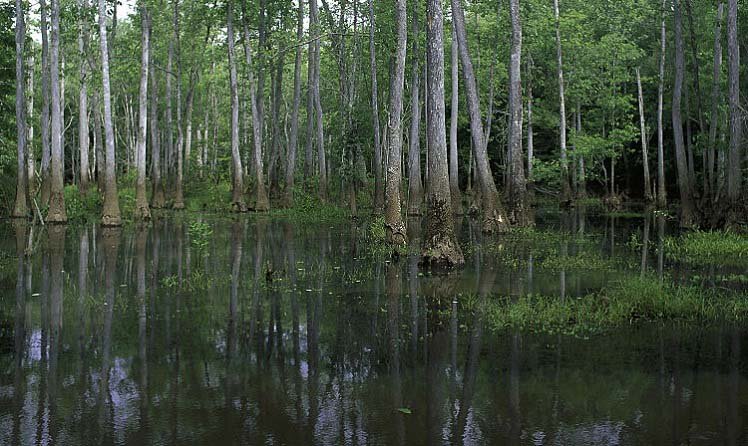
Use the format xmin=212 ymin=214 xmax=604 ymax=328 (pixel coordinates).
xmin=0 ymin=215 xmax=747 ymax=445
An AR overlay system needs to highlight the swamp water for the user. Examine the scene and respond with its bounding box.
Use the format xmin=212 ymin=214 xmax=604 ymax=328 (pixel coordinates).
xmin=0 ymin=210 xmax=747 ymax=445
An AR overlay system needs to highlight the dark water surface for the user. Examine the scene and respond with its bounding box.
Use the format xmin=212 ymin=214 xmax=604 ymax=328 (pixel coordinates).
xmin=1 ymin=211 xmax=747 ymax=445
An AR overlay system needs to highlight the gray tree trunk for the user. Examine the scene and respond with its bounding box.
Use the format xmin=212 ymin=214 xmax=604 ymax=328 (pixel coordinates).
xmin=149 ymin=36 xmax=166 ymax=208
xmin=422 ymin=0 xmax=464 ymax=267
xmin=134 ymin=5 xmax=151 ymax=221
xmin=656 ymin=0 xmax=667 ymax=208
xmin=172 ymin=0 xmax=185 ymax=209
xmin=707 ymin=1 xmax=724 ymax=200
xmin=384 ymin=0 xmax=407 ymax=246
xmin=369 ymin=0 xmax=384 ymax=212
xmin=227 ymin=0 xmax=247 ymax=212
xmin=726 ymin=0 xmax=741 ymax=206
xmin=40 ymin=0 xmax=51 ymax=206
xmin=507 ymin=0 xmax=529 ymax=225
xmin=77 ymin=0 xmax=90 ymax=195
xmin=407 ymin=5 xmax=423 ymax=216
xmin=311 ymin=0 xmax=327 ymax=200
xmin=47 ymin=0 xmax=66 ymax=223
xmin=672 ymin=0 xmax=696 ymax=226
xmin=284 ymin=0 xmax=304 ymax=207
xmin=451 ymin=0 xmax=508 ymax=233
xmin=554 ymin=0 xmax=572 ymax=202
xmin=242 ymin=0 xmax=270 ymax=211
xmin=13 ymin=0 xmax=28 ymax=218
xmin=449 ymin=21 xmax=463 ymax=216
xmin=636 ymin=67 xmax=653 ymax=202
xmin=526 ymin=58 xmax=534 ymax=181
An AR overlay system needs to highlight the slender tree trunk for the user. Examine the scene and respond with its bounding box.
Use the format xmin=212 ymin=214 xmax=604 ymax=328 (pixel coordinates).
xmin=227 ymin=0 xmax=247 ymax=212
xmin=707 ymin=1 xmax=724 ymax=200
xmin=284 ymin=0 xmax=304 ymax=207
xmin=576 ymin=104 xmax=586 ymax=198
xmin=134 ymin=5 xmax=151 ymax=221
xmin=172 ymin=0 xmax=185 ymax=209
xmin=40 ymin=0 xmax=51 ymax=206
xmin=407 ymin=5 xmax=423 ymax=216
xmin=507 ymin=0 xmax=529 ymax=225
xmin=241 ymin=0 xmax=270 ymax=211
xmin=311 ymin=0 xmax=327 ymax=201
xmin=422 ymin=0 xmax=464 ymax=267
xmin=369 ymin=0 xmax=384 ymax=212
xmin=94 ymin=93 xmax=105 ymax=192
xmin=451 ymin=0 xmax=508 ymax=233
xmin=268 ymin=56 xmax=284 ymax=198
xmin=77 ymin=0 xmax=90 ymax=195
xmin=672 ymin=0 xmax=696 ymax=226
xmin=47 ymin=0 xmax=66 ymax=223
xmin=449 ymin=21 xmax=463 ymax=216
xmin=554 ymin=0 xmax=572 ymax=203
xmin=636 ymin=67 xmax=653 ymax=202
xmin=726 ymin=0 xmax=741 ymax=207
xmin=27 ymin=54 xmax=35 ymax=195
xmin=149 ymin=35 xmax=165 ymax=208
xmin=165 ymin=41 xmax=174 ymax=196
xmin=656 ymin=0 xmax=667 ymax=208
xmin=384 ymin=0 xmax=407 ymax=246
xmin=12 ymin=0 xmax=28 ymax=218
xmin=526 ymin=58 xmax=534 ymax=182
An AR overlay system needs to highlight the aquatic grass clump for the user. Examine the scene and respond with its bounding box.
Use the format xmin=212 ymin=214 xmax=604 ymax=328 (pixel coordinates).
xmin=486 ymin=277 xmax=748 ymax=337
xmin=267 ymin=188 xmax=348 ymax=223
xmin=665 ymin=230 xmax=748 ymax=267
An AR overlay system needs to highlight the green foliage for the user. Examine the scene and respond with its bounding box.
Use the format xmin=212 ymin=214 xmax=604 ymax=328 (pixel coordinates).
xmin=267 ymin=187 xmax=348 ymax=223
xmin=188 ymin=220 xmax=213 ymax=254
xmin=486 ymin=277 xmax=748 ymax=337
xmin=665 ymin=231 xmax=748 ymax=267
xmin=63 ymin=185 xmax=102 ymax=222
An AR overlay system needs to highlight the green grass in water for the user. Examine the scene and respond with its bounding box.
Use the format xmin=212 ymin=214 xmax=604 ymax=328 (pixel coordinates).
xmin=665 ymin=230 xmax=748 ymax=267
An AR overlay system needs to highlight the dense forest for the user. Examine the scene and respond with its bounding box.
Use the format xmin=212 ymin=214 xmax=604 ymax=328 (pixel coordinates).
xmin=2 ymin=0 xmax=748 ymax=265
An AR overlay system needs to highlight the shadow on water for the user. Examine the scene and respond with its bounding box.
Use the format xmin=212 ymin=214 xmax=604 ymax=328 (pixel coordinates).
xmin=0 ymin=211 xmax=746 ymax=445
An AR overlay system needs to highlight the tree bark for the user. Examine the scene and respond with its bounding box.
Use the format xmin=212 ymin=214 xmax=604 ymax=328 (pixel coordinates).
xmin=284 ymin=0 xmax=304 ymax=208
xmin=77 ymin=0 xmax=90 ymax=195
xmin=47 ymin=0 xmax=66 ymax=223
xmin=384 ymin=0 xmax=407 ymax=246
xmin=526 ymin=58 xmax=534 ymax=182
xmin=672 ymin=0 xmax=696 ymax=226
xmin=227 ymin=0 xmax=247 ymax=212
xmin=311 ymin=0 xmax=327 ymax=201
xmin=369 ymin=0 xmax=384 ymax=212
xmin=507 ymin=0 xmax=529 ymax=225
xmin=134 ymin=5 xmax=151 ymax=221
xmin=149 ymin=33 xmax=166 ymax=208
xmin=449 ymin=21 xmax=463 ymax=216
xmin=726 ymin=0 xmax=741 ymax=207
xmin=40 ymin=0 xmax=51 ymax=206
xmin=656 ymin=0 xmax=667 ymax=208
xmin=407 ymin=5 xmax=423 ymax=216
xmin=451 ymin=0 xmax=509 ymax=233
xmin=554 ymin=0 xmax=572 ymax=203
xmin=12 ymin=0 xmax=28 ymax=218
xmin=172 ymin=0 xmax=185 ymax=209
xmin=241 ymin=0 xmax=270 ymax=211
xmin=707 ymin=1 xmax=724 ymax=200
xmin=422 ymin=0 xmax=464 ymax=267
xmin=636 ymin=67 xmax=653 ymax=202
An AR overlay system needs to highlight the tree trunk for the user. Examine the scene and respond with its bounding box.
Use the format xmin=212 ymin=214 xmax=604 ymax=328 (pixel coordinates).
xmin=165 ymin=41 xmax=175 ymax=197
xmin=726 ymin=0 xmax=741 ymax=207
xmin=576 ymin=104 xmax=586 ymax=199
xmin=449 ymin=21 xmax=463 ymax=216
xmin=526 ymin=58 xmax=534 ymax=182
xmin=283 ymin=0 xmax=304 ymax=207
xmin=77 ymin=0 xmax=90 ymax=195
xmin=149 ymin=34 xmax=166 ymax=208
xmin=672 ymin=0 xmax=696 ymax=226
xmin=227 ymin=0 xmax=247 ymax=212
xmin=311 ymin=0 xmax=327 ymax=201
xmin=451 ymin=0 xmax=508 ymax=234
xmin=422 ymin=0 xmax=464 ymax=267
xmin=507 ymin=0 xmax=529 ymax=225
xmin=27 ymin=54 xmax=35 ymax=196
xmin=47 ymin=0 xmax=66 ymax=223
xmin=12 ymin=0 xmax=28 ymax=218
xmin=656 ymin=0 xmax=667 ymax=208
xmin=172 ymin=0 xmax=185 ymax=209
xmin=134 ymin=5 xmax=151 ymax=221
xmin=554 ymin=0 xmax=572 ymax=203
xmin=384 ymin=0 xmax=407 ymax=246
xmin=241 ymin=0 xmax=270 ymax=211
xmin=268 ymin=55 xmax=284 ymax=199
xmin=40 ymin=0 xmax=51 ymax=207
xmin=94 ymin=93 xmax=105 ymax=192
xmin=369 ymin=0 xmax=384 ymax=212
xmin=636 ymin=67 xmax=653 ymax=202
xmin=707 ymin=1 xmax=724 ymax=200
xmin=407 ymin=5 xmax=423 ymax=216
